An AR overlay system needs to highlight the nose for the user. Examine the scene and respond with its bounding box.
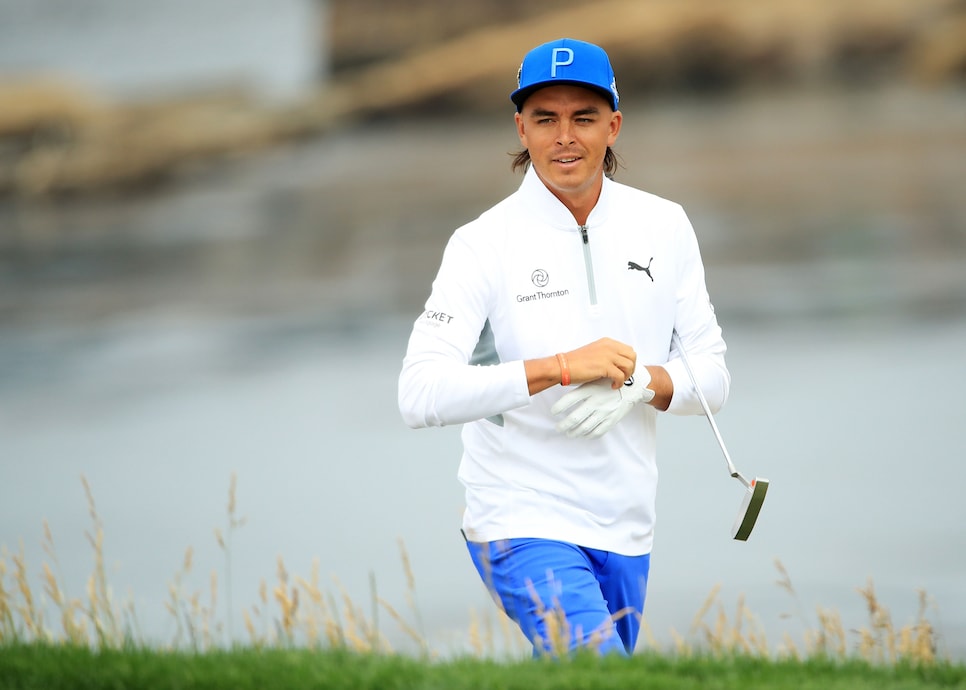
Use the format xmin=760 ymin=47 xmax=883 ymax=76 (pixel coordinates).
xmin=555 ymin=121 xmax=575 ymax=146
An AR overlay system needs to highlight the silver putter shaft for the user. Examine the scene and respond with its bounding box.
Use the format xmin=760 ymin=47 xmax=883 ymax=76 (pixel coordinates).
xmin=671 ymin=330 xmax=769 ymax=541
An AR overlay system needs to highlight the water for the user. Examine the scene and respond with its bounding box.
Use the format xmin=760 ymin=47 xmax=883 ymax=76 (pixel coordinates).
xmin=2 ymin=312 xmax=965 ymax=656
xmin=1 ymin=74 xmax=965 ymax=656
xmin=0 ymin=0 xmax=325 ymax=101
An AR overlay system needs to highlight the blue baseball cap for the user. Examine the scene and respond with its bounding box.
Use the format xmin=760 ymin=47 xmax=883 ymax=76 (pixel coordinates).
xmin=510 ymin=38 xmax=619 ymax=112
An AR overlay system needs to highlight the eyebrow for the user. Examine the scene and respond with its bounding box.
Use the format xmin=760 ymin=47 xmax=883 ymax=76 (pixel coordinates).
xmin=529 ymin=106 xmax=601 ymax=118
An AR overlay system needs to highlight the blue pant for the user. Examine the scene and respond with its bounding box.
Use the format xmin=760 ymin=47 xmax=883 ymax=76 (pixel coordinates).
xmin=466 ymin=538 xmax=650 ymax=656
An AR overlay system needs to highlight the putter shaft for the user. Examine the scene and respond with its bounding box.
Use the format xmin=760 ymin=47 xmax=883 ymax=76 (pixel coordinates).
xmin=670 ymin=330 xmax=749 ymax=487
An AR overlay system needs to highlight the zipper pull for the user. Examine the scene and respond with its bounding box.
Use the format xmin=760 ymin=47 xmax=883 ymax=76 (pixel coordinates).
xmin=580 ymin=225 xmax=589 ymax=244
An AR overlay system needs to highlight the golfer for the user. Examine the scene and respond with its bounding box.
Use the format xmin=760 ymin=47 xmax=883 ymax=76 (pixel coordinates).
xmin=398 ymin=38 xmax=729 ymax=656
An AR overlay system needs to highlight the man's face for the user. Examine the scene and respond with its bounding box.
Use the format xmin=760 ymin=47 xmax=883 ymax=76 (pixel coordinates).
xmin=515 ymin=85 xmax=622 ymax=213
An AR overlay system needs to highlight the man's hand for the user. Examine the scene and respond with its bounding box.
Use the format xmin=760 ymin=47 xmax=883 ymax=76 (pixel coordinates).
xmin=565 ymin=337 xmax=637 ymax=389
xmin=525 ymin=337 xmax=636 ymax=396
xmin=551 ymin=371 xmax=655 ymax=438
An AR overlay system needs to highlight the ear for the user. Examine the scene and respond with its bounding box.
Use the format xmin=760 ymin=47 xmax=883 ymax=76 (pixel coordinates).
xmin=607 ymin=110 xmax=623 ymax=146
xmin=514 ymin=112 xmax=528 ymax=147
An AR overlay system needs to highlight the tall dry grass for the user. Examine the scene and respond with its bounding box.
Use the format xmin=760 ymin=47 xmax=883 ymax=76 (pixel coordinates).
xmin=0 ymin=475 xmax=947 ymax=664
xmin=653 ymin=560 xmax=940 ymax=664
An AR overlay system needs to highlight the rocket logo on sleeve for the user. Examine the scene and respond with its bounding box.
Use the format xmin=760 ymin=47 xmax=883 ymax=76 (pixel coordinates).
xmin=422 ymin=309 xmax=455 ymax=327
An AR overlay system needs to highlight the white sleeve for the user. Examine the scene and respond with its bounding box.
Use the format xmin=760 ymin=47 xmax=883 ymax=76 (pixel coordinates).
xmin=663 ymin=207 xmax=731 ymax=416
xmin=397 ymin=228 xmax=531 ymax=428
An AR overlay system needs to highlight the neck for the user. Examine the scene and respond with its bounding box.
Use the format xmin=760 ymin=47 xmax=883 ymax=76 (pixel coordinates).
xmin=548 ymin=178 xmax=603 ymax=226
xmin=563 ymin=200 xmax=594 ymax=226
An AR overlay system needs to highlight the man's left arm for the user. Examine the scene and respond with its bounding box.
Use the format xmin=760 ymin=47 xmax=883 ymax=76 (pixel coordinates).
xmin=663 ymin=207 xmax=730 ymax=417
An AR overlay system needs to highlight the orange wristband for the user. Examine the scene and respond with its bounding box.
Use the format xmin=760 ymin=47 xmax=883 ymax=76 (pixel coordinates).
xmin=555 ymin=353 xmax=571 ymax=386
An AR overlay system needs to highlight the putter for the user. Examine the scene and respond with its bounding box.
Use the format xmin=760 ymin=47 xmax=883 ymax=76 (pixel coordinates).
xmin=671 ymin=330 xmax=769 ymax=541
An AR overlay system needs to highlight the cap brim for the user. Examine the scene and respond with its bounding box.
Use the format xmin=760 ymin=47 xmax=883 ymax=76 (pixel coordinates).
xmin=511 ymin=82 xmax=617 ymax=111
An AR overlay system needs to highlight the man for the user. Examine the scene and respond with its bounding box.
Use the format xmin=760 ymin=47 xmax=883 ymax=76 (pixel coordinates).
xmin=398 ymin=38 xmax=729 ymax=656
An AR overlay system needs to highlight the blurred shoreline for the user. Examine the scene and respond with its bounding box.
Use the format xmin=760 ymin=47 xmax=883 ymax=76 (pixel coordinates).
xmin=1 ymin=0 xmax=964 ymax=198
xmin=2 ymin=83 xmax=964 ymax=334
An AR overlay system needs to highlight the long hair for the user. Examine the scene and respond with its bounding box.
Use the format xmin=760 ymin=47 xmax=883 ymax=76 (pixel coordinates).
xmin=510 ymin=147 xmax=621 ymax=178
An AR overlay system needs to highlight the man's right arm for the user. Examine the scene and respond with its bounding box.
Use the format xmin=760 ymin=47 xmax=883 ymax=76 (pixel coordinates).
xmin=398 ymin=230 xmax=533 ymax=429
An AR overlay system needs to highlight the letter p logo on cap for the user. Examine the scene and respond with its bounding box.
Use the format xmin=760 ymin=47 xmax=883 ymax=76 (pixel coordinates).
xmin=550 ymin=48 xmax=574 ymax=77
xmin=510 ymin=39 xmax=619 ymax=112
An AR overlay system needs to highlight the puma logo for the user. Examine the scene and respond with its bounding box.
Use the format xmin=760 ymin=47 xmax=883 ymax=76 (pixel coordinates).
xmin=628 ymin=258 xmax=654 ymax=282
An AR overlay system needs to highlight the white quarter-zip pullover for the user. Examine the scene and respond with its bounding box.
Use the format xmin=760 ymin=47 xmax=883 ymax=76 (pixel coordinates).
xmin=399 ymin=166 xmax=729 ymax=555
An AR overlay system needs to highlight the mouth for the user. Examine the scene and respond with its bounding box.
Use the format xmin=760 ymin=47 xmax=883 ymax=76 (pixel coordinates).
xmin=553 ymin=156 xmax=581 ymax=166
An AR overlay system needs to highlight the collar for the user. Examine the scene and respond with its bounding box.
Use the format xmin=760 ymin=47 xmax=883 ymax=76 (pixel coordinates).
xmin=518 ymin=165 xmax=612 ymax=230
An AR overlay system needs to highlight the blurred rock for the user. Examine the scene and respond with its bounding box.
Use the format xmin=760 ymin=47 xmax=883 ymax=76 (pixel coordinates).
xmin=328 ymin=0 xmax=966 ymax=95
xmin=906 ymin=9 xmax=966 ymax=83
xmin=328 ymin=0 xmax=584 ymax=73
xmin=0 ymin=78 xmax=102 ymax=139
xmin=0 ymin=84 xmax=309 ymax=198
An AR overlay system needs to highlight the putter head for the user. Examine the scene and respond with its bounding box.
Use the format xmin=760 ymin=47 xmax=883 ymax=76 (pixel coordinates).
xmin=731 ymin=477 xmax=769 ymax=541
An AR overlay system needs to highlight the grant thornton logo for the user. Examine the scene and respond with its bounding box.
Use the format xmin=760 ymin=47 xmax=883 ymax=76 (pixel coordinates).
xmin=519 ymin=269 xmax=569 ymax=303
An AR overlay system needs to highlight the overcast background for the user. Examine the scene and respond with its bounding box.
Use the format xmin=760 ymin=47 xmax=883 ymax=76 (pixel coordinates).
xmin=2 ymin=0 xmax=965 ymax=660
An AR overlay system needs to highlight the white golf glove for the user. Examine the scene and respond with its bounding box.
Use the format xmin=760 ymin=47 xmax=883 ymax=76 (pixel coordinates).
xmin=551 ymin=372 xmax=655 ymax=439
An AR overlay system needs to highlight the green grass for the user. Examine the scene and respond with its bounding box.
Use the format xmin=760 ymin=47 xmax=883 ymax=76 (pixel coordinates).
xmin=1 ymin=643 xmax=965 ymax=690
